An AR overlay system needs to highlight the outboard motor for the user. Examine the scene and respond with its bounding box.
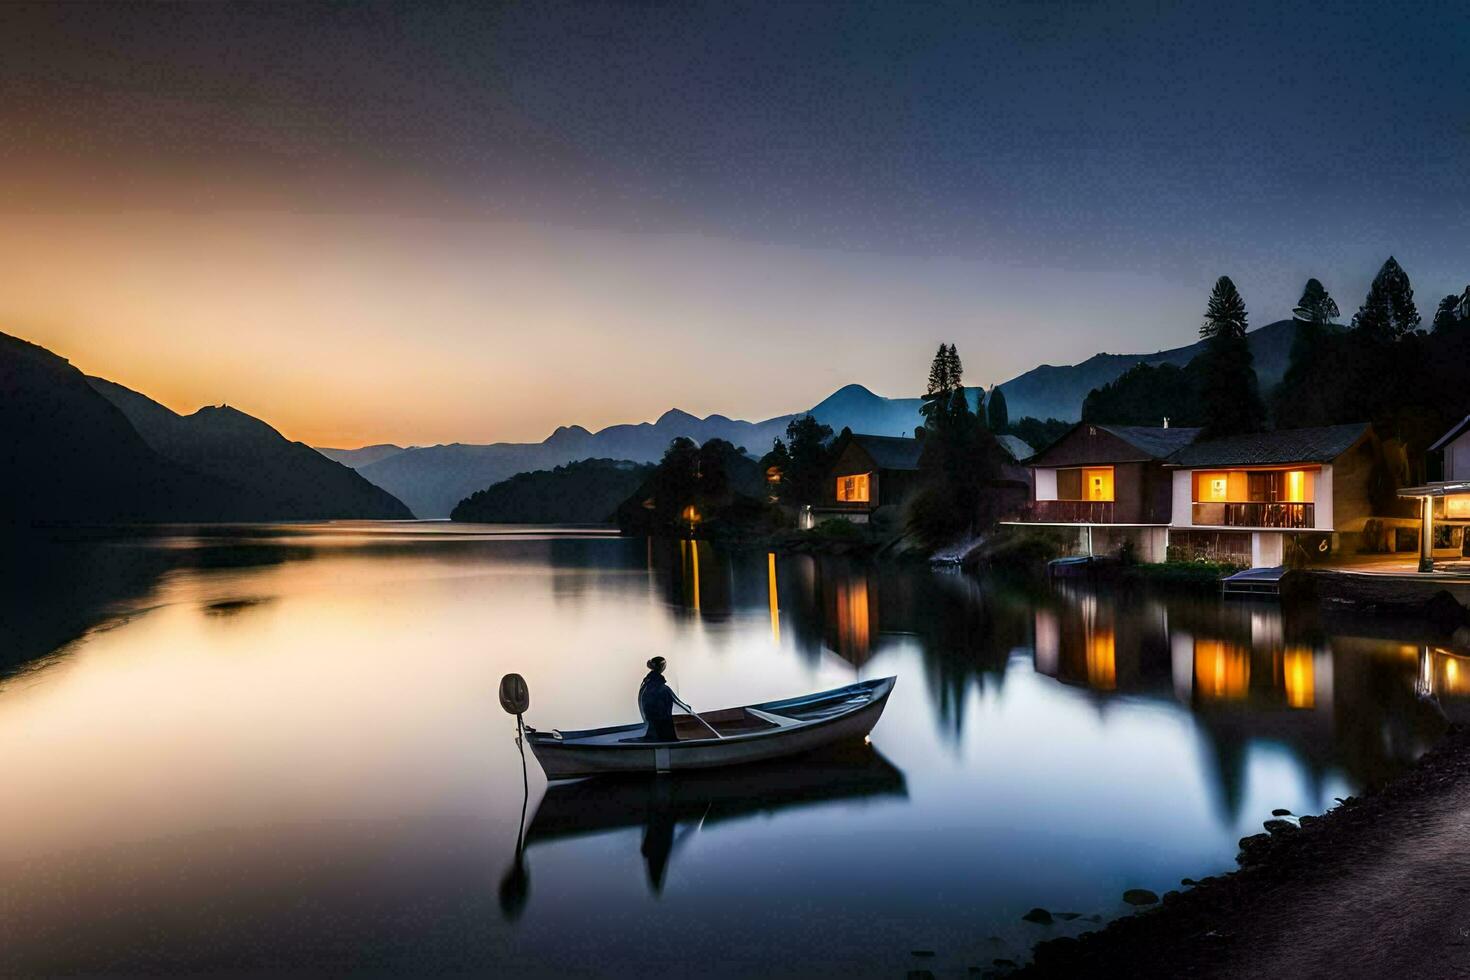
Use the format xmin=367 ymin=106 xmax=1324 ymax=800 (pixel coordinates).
xmin=498 ymin=672 xmax=533 ymax=921
xmin=499 ymin=672 xmax=530 ymax=723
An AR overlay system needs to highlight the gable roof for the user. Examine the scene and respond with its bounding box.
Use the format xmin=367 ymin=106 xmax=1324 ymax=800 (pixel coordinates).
xmin=1430 ymin=415 xmax=1470 ymax=453
xmin=848 ymin=433 xmax=924 ymax=470
xmin=997 ymin=434 xmax=1034 ymax=461
xmin=1167 ymin=422 xmax=1372 ymax=468
xmin=1097 ymin=425 xmax=1203 ymax=459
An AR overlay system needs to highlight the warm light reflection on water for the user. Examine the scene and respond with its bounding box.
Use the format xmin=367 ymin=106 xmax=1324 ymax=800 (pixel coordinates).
xmin=1 ymin=523 xmax=1465 ymax=977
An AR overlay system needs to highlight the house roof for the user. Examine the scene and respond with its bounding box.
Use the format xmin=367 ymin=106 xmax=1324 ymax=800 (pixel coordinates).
xmin=1167 ymin=422 xmax=1372 ymax=468
xmin=1429 ymin=415 xmax=1470 ymax=453
xmin=1097 ymin=425 xmax=1203 ymax=459
xmin=849 ymin=433 xmax=924 ymax=470
xmin=997 ymin=434 xmax=1034 ymax=461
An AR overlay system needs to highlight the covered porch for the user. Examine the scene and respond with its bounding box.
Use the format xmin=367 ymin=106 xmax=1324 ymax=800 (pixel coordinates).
xmin=1397 ymin=482 xmax=1470 ymax=573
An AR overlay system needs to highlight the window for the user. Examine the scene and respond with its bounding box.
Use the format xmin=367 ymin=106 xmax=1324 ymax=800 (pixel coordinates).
xmin=1200 ymin=473 xmax=1229 ymax=502
xmin=836 ymin=472 xmax=871 ymax=503
xmin=1083 ymin=467 xmax=1114 ymax=502
xmin=1056 ymin=467 xmax=1113 ymax=501
xmin=1284 ymin=470 xmax=1306 ymax=503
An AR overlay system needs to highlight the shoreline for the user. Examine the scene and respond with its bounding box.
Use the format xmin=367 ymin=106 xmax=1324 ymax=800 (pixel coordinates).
xmin=1016 ymin=723 xmax=1470 ymax=978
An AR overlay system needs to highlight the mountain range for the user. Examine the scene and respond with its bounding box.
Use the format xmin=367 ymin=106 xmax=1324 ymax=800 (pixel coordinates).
xmin=2 ymin=330 xmax=410 ymax=525
xmin=326 ymin=319 xmax=1301 ymax=518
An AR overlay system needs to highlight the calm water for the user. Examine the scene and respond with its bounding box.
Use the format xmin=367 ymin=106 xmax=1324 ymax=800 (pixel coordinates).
xmin=2 ymin=523 xmax=1465 ymax=976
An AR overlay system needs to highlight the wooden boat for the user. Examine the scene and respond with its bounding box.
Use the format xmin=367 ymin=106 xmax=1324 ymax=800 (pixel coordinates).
xmin=525 ymin=676 xmax=896 ymax=780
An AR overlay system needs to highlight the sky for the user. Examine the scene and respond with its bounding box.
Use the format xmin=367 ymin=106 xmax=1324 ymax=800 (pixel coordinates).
xmin=2 ymin=1 xmax=1467 ymax=447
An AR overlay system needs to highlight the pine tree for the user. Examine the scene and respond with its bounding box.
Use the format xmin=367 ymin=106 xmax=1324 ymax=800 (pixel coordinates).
xmin=987 ymin=385 xmax=1009 ymax=432
xmin=1201 ymin=275 xmax=1249 ymax=340
xmin=921 ymin=343 xmax=962 ymax=432
xmin=1284 ymin=278 xmax=1338 ymax=383
xmin=1292 ymin=277 xmax=1339 ymax=326
xmin=1433 ymin=293 xmax=1463 ymax=332
xmin=943 ymin=344 xmax=963 ymax=388
xmin=1195 ymin=276 xmax=1265 ymax=438
xmin=1352 ymin=256 xmax=1420 ymax=341
xmin=925 ymin=344 xmax=952 ymax=396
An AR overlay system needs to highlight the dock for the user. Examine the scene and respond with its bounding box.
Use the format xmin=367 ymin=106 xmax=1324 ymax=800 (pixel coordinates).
xmin=1222 ymin=565 xmax=1285 ymax=598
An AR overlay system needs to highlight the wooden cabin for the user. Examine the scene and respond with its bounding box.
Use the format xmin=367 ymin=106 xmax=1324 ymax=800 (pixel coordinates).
xmin=813 ymin=433 xmax=925 ymax=522
xmin=1005 ymin=423 xmax=1202 ymax=561
xmin=810 ymin=430 xmax=1033 ymax=525
xmin=1167 ymin=422 xmax=1410 ymax=567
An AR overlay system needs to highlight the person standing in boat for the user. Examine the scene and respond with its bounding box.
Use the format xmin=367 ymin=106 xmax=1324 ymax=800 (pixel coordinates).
xmin=638 ymin=656 xmax=690 ymax=742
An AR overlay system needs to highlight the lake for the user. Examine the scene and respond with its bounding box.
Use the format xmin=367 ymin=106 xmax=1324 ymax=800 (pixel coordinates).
xmin=2 ymin=523 xmax=1465 ymax=976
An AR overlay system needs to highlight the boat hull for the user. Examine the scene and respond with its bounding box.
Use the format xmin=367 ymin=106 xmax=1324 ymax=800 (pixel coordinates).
xmin=527 ymin=678 xmax=894 ymax=780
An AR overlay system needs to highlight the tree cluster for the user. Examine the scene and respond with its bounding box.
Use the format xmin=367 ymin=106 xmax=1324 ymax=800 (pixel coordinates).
xmin=759 ymin=413 xmax=835 ymax=507
xmin=1080 ymin=257 xmax=1470 ymax=482
xmin=616 ymin=437 xmax=773 ymax=534
xmin=907 ymin=343 xmax=1010 ymax=548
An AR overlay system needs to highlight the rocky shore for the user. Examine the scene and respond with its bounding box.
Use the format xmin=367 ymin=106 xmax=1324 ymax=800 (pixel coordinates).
xmin=1014 ymin=724 xmax=1470 ymax=979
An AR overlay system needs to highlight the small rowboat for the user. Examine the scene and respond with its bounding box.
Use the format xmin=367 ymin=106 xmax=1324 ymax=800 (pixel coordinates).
xmin=522 ymin=677 xmax=896 ymax=780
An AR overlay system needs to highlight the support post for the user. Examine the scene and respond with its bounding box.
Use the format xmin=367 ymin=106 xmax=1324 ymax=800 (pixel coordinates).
xmin=1419 ymin=495 xmax=1435 ymax=573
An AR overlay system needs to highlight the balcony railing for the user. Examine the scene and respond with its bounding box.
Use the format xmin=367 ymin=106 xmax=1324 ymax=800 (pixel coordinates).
xmin=1019 ymin=499 xmax=1117 ymax=524
xmin=1192 ymin=501 xmax=1314 ymax=529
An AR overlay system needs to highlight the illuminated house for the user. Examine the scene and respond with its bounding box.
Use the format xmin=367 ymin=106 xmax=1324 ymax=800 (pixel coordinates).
xmin=1004 ymin=423 xmax=1202 ymax=561
xmin=1397 ymin=414 xmax=1470 ymax=570
xmin=814 ymin=431 xmax=1033 ymax=524
xmin=1166 ymin=422 xmax=1401 ymax=567
xmin=815 ymin=432 xmax=925 ymax=522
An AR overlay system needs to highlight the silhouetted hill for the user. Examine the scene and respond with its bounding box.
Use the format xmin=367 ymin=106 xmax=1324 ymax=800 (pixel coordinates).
xmin=316 ymin=444 xmax=406 ymax=468
xmin=89 ymin=378 xmax=411 ymax=520
xmin=994 ymin=319 xmax=1300 ymax=422
xmin=450 ymin=458 xmax=653 ymax=524
xmin=0 ymin=331 xmax=246 ymax=524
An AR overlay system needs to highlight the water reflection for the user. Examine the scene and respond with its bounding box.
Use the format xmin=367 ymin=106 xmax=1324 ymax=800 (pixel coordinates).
xmin=5 ymin=525 xmax=1470 ymax=976
xmin=518 ymin=743 xmax=905 ymax=903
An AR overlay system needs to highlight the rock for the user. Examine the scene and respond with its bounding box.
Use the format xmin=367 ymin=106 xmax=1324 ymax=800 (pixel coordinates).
xmin=1180 ymin=877 xmax=1198 ymax=887
xmin=1299 ymin=814 xmax=1319 ymax=826
xmin=1264 ymin=816 xmax=1300 ymax=834
xmin=1022 ymin=907 xmax=1054 ymax=924
xmin=1237 ymin=833 xmax=1273 ymax=865
xmin=1162 ymin=890 xmax=1182 ymax=904
xmin=1122 ymin=888 xmax=1159 ymax=906
xmin=1271 ymin=808 xmax=1293 ymax=816
xmin=1053 ymin=911 xmax=1081 ymax=921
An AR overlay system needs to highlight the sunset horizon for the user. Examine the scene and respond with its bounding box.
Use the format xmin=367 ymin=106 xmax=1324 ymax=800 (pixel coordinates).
xmin=7 ymin=3 xmax=1470 ymax=978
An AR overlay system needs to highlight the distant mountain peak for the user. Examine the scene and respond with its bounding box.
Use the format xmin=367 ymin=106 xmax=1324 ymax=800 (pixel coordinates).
xmin=655 ymin=408 xmax=700 ymax=426
xmin=544 ymin=423 xmax=593 ymax=446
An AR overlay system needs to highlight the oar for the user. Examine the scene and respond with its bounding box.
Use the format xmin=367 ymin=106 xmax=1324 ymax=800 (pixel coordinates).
xmin=678 ymin=700 xmax=725 ymax=740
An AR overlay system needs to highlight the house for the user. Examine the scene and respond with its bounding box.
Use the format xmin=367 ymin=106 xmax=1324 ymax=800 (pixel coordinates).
xmin=812 ymin=430 xmax=1033 ymax=525
xmin=1397 ymin=414 xmax=1470 ymax=570
xmin=1003 ymin=422 xmax=1202 ymax=561
xmin=1166 ymin=422 xmax=1406 ymax=568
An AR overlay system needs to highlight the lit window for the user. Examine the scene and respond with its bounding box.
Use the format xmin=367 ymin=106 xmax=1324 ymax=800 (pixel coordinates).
xmin=1284 ymin=470 xmax=1307 ymax=503
xmin=836 ymin=472 xmax=871 ymax=502
xmin=1199 ymin=472 xmax=1229 ymax=501
xmin=1083 ymin=467 xmax=1113 ymax=502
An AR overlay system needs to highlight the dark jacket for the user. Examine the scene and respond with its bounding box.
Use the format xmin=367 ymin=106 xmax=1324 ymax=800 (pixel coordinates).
xmin=638 ymin=671 xmax=678 ymax=742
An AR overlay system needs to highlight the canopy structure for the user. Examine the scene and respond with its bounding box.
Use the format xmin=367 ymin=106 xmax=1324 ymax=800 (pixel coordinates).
xmin=1397 ymin=482 xmax=1470 ymax=572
